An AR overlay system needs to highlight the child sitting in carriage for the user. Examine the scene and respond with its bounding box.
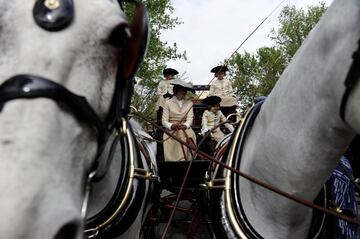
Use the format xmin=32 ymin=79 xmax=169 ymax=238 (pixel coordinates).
xmin=200 ymin=96 xmax=234 ymax=154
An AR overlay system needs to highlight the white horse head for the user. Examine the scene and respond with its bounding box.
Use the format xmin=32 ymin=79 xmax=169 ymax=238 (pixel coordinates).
xmin=209 ymin=0 xmax=360 ymax=238
xmin=0 ymin=0 xmax=151 ymax=238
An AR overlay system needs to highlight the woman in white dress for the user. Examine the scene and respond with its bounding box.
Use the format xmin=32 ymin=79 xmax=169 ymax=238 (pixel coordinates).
xmin=155 ymin=68 xmax=178 ymax=124
xmin=209 ymin=65 xmax=238 ymax=121
xmin=162 ymin=80 xmax=197 ymax=161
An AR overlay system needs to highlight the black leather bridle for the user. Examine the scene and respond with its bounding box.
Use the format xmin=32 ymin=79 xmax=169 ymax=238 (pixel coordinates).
xmin=0 ymin=0 xmax=150 ymax=220
xmin=0 ymin=74 xmax=105 ymax=142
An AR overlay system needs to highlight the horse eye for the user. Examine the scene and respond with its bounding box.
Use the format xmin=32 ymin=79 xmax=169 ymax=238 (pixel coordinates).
xmin=108 ymin=24 xmax=130 ymax=48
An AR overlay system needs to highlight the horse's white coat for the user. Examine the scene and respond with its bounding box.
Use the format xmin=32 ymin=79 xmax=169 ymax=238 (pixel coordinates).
xmin=0 ymin=0 xmax=131 ymax=238
xmin=2 ymin=0 xmax=360 ymax=238
xmin=239 ymin=0 xmax=360 ymax=238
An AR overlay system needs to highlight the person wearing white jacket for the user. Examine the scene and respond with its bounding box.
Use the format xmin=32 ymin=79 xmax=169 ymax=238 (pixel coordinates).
xmin=201 ymin=96 xmax=234 ymax=142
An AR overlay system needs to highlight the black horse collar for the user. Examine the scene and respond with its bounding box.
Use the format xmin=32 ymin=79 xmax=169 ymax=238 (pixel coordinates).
xmin=208 ymin=99 xmax=329 ymax=239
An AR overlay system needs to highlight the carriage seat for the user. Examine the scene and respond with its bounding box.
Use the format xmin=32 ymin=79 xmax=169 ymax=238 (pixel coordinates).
xmin=158 ymin=160 xmax=211 ymax=190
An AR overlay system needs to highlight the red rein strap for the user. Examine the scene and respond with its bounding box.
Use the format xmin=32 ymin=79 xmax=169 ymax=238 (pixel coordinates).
xmin=133 ymin=111 xmax=360 ymax=226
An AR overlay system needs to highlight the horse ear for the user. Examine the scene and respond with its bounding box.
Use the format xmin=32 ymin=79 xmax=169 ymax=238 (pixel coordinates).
xmin=106 ymin=1 xmax=150 ymax=126
xmin=116 ymin=1 xmax=150 ymax=80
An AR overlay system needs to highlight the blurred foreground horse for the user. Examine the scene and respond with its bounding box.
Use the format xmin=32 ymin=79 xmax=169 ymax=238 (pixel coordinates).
xmin=0 ymin=0 xmax=158 ymax=238
xmin=208 ymin=0 xmax=360 ymax=238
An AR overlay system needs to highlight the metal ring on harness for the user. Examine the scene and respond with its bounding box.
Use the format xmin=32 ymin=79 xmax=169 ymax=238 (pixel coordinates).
xmin=226 ymin=112 xmax=242 ymax=125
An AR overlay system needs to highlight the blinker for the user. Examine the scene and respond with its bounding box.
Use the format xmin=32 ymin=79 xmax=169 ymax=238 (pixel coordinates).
xmin=33 ymin=0 xmax=74 ymax=31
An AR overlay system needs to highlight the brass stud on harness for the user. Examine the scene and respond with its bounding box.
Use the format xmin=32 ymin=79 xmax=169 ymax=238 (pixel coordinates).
xmin=204 ymin=178 xmax=226 ymax=189
xmin=117 ymin=117 xmax=128 ymax=136
xmin=44 ymin=0 xmax=60 ymax=9
xmin=133 ymin=168 xmax=160 ymax=182
xmin=33 ymin=0 xmax=74 ymax=31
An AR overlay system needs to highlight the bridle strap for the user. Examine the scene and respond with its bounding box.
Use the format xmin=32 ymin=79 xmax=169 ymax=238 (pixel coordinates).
xmin=0 ymin=75 xmax=105 ymax=141
xmin=0 ymin=74 xmax=133 ymax=222
xmin=339 ymin=39 xmax=360 ymax=121
xmin=0 ymin=74 xmax=128 ymax=180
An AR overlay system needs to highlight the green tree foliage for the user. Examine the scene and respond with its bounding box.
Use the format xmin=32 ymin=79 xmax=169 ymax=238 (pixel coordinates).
xmin=125 ymin=0 xmax=186 ymax=115
xmin=229 ymin=2 xmax=327 ymax=112
xmin=270 ymin=2 xmax=327 ymax=62
xmin=229 ymin=47 xmax=286 ymax=110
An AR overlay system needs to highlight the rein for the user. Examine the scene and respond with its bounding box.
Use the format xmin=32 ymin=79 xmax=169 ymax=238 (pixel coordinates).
xmin=159 ymin=126 xmax=218 ymax=238
xmin=133 ymin=111 xmax=360 ymax=226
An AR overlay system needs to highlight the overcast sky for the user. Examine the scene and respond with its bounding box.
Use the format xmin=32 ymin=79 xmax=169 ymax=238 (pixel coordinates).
xmin=161 ymin=0 xmax=333 ymax=84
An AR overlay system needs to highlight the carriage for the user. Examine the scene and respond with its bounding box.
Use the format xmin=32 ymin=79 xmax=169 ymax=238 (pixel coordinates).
xmin=138 ymin=95 xmax=349 ymax=239
xmin=139 ymin=84 xmax=238 ymax=238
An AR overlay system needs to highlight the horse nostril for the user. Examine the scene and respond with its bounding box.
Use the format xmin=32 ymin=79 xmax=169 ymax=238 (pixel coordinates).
xmin=54 ymin=221 xmax=79 ymax=239
xmin=1 ymin=139 xmax=13 ymax=145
